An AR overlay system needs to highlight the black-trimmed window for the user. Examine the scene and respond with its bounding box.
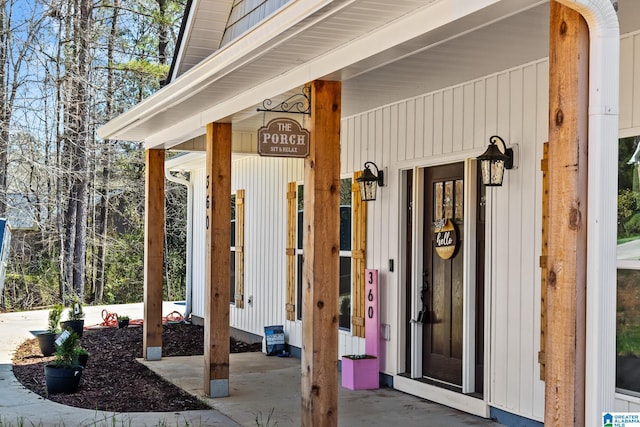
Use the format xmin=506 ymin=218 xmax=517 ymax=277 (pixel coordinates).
xmin=296 ymin=178 xmax=353 ymax=331
xmin=230 ymin=194 xmax=236 ymax=304
xmin=617 ymin=135 xmax=640 ymax=395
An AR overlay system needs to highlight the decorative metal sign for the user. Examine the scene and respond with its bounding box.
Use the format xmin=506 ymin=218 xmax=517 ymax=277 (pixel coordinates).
xmin=257 ymin=118 xmax=310 ymax=158
xmin=434 ymin=218 xmax=457 ymax=260
xmin=257 ymin=86 xmax=311 ymax=115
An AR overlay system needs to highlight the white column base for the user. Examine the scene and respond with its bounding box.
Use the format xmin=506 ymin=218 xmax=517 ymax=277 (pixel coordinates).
xmin=146 ymin=346 xmax=162 ymax=361
xmin=209 ymin=379 xmax=229 ymax=397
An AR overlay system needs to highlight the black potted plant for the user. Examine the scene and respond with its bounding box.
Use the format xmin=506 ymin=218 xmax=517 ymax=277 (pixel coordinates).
xmin=76 ymin=347 xmax=89 ymax=367
xmin=44 ymin=330 xmax=84 ymax=394
xmin=117 ymin=314 xmax=130 ymax=329
xmin=36 ymin=304 xmax=63 ymax=357
xmin=60 ymin=294 xmax=85 ymax=338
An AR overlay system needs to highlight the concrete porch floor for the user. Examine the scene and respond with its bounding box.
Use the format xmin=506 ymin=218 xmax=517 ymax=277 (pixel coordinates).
xmin=140 ymin=353 xmax=504 ymax=427
xmin=0 ymin=303 xmax=505 ymax=426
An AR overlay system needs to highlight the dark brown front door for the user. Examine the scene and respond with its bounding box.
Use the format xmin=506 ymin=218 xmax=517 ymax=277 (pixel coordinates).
xmin=423 ymin=162 xmax=464 ymax=386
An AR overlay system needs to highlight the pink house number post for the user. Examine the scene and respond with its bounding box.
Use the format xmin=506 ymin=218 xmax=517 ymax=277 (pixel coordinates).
xmin=365 ymin=268 xmax=379 ymax=357
xmin=341 ymin=268 xmax=379 ymax=390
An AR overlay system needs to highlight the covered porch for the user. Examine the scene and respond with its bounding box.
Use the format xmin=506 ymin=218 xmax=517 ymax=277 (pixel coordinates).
xmin=139 ymin=352 xmax=503 ymax=427
xmin=98 ymin=0 xmax=623 ymax=426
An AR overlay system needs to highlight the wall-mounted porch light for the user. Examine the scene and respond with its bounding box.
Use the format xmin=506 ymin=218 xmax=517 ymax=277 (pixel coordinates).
xmin=356 ymin=161 xmax=384 ymax=201
xmin=477 ymin=135 xmax=514 ymax=186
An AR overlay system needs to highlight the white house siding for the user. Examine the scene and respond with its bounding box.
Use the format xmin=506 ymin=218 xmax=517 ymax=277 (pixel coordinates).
xmin=191 ymin=157 xmax=300 ymax=332
xmin=615 ymin=393 xmax=640 ymax=411
xmin=189 ymin=155 xmax=366 ymax=356
xmin=620 ymin=30 xmax=640 ymax=134
xmin=341 ymin=59 xmax=549 ymax=421
xmin=229 ymin=156 xmax=301 ymax=339
xmin=191 ymin=168 xmax=207 ymax=320
xmin=486 ymin=62 xmax=547 ymax=422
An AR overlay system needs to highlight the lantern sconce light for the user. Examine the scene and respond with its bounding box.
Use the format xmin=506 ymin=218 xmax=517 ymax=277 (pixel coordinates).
xmin=356 ymin=161 xmax=385 ymax=202
xmin=477 ymin=135 xmax=515 ymax=187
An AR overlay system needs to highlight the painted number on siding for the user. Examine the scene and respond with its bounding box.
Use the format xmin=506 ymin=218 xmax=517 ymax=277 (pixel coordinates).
xmin=206 ymin=175 xmax=210 ymax=230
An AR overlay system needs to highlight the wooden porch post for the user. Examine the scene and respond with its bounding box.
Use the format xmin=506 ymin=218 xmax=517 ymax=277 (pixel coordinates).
xmin=204 ymin=122 xmax=232 ymax=397
xmin=301 ymin=80 xmax=341 ymax=427
xmin=545 ymin=2 xmax=589 ymax=425
xmin=143 ymin=149 xmax=165 ymax=360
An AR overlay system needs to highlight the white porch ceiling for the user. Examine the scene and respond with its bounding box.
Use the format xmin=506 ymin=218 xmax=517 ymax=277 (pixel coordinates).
xmin=98 ymin=0 xmax=565 ymax=149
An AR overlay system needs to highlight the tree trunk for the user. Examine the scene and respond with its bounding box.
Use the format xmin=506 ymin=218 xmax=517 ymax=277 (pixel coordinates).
xmin=157 ymin=0 xmax=168 ymax=66
xmin=0 ymin=1 xmax=7 ymax=218
xmin=94 ymin=0 xmax=119 ymax=303
xmin=60 ymin=0 xmax=93 ymax=300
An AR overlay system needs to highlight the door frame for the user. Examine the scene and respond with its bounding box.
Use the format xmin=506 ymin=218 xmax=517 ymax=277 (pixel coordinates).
xmin=396 ymin=158 xmax=490 ymax=416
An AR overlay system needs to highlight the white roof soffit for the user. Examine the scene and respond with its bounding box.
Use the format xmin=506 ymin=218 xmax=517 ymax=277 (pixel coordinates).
xmin=97 ymin=0 xmax=546 ymax=149
xmin=170 ymin=0 xmax=235 ymax=81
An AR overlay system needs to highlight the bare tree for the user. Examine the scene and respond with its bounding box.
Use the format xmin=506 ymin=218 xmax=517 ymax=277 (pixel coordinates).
xmin=0 ymin=0 xmax=186 ymax=309
xmin=0 ymin=1 xmax=46 ymax=217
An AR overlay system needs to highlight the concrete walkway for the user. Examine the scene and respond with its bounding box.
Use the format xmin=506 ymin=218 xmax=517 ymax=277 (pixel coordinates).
xmin=0 ymin=303 xmax=504 ymax=426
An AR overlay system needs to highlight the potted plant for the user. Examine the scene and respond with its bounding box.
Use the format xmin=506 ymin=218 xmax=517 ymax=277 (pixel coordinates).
xmin=117 ymin=315 xmax=130 ymax=329
xmin=44 ymin=330 xmax=84 ymax=394
xmin=76 ymin=347 xmax=89 ymax=367
xmin=60 ymin=294 xmax=85 ymax=338
xmin=36 ymin=304 xmax=63 ymax=357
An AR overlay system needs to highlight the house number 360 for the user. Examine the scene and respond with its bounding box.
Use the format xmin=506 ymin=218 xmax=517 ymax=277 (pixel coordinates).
xmin=205 ymin=175 xmax=210 ymax=230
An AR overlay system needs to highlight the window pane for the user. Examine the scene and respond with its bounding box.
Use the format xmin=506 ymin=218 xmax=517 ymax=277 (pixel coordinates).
xmin=297 ymin=254 xmax=303 ymax=320
xmin=434 ymin=182 xmax=443 ymax=220
xmin=618 ymin=136 xmax=640 ymax=261
xmin=455 ymin=179 xmax=464 ymax=221
xmin=230 ymin=252 xmax=236 ymax=304
xmin=231 ymin=195 xmax=236 ymax=247
xmin=230 ymin=194 xmax=237 ymax=304
xmin=339 ymin=256 xmax=351 ymax=330
xmin=340 ymin=206 xmax=352 ymax=251
xmin=617 ymin=135 xmax=640 ymax=395
xmin=617 ymin=269 xmax=640 ymax=393
xmin=297 ymin=185 xmax=304 ymax=250
xmin=444 ymin=180 xmax=454 ymax=219
xmin=340 ymin=178 xmax=352 ymax=251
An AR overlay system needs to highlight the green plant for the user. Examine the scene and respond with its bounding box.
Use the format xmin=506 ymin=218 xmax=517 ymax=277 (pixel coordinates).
xmin=48 ymin=304 xmax=64 ymax=333
xmin=66 ymin=294 xmax=85 ymax=320
xmin=53 ymin=331 xmax=82 ymax=367
xmin=255 ymin=408 xmax=277 ymax=427
xmin=118 ymin=315 xmax=130 ymax=321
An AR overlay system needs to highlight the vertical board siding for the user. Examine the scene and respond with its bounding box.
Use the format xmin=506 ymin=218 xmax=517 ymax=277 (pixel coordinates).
xmin=506 ymin=68 xmax=524 ymax=412
xmin=620 ymin=31 xmax=640 ymax=132
xmin=190 ymin=155 xmax=366 ymax=357
xmin=633 ymin=33 xmax=640 ymax=129
xmin=619 ymin=35 xmax=634 ymax=130
xmin=462 ymin=83 xmax=475 ymax=151
xmin=473 ymin=81 xmax=486 ymax=149
xmin=615 ymin=394 xmax=640 ymax=411
xmin=232 ymin=156 xmax=291 ymax=335
xmin=520 ymin=63 xmax=540 ymax=415
xmin=191 ymin=168 xmax=207 ymax=320
xmin=341 ymin=58 xmax=548 ymax=420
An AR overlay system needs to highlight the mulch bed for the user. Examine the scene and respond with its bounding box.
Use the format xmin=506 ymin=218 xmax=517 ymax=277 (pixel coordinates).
xmin=12 ymin=323 xmax=262 ymax=412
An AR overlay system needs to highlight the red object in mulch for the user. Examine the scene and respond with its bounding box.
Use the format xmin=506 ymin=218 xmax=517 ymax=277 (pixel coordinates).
xmin=85 ymin=309 xmax=185 ymax=329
